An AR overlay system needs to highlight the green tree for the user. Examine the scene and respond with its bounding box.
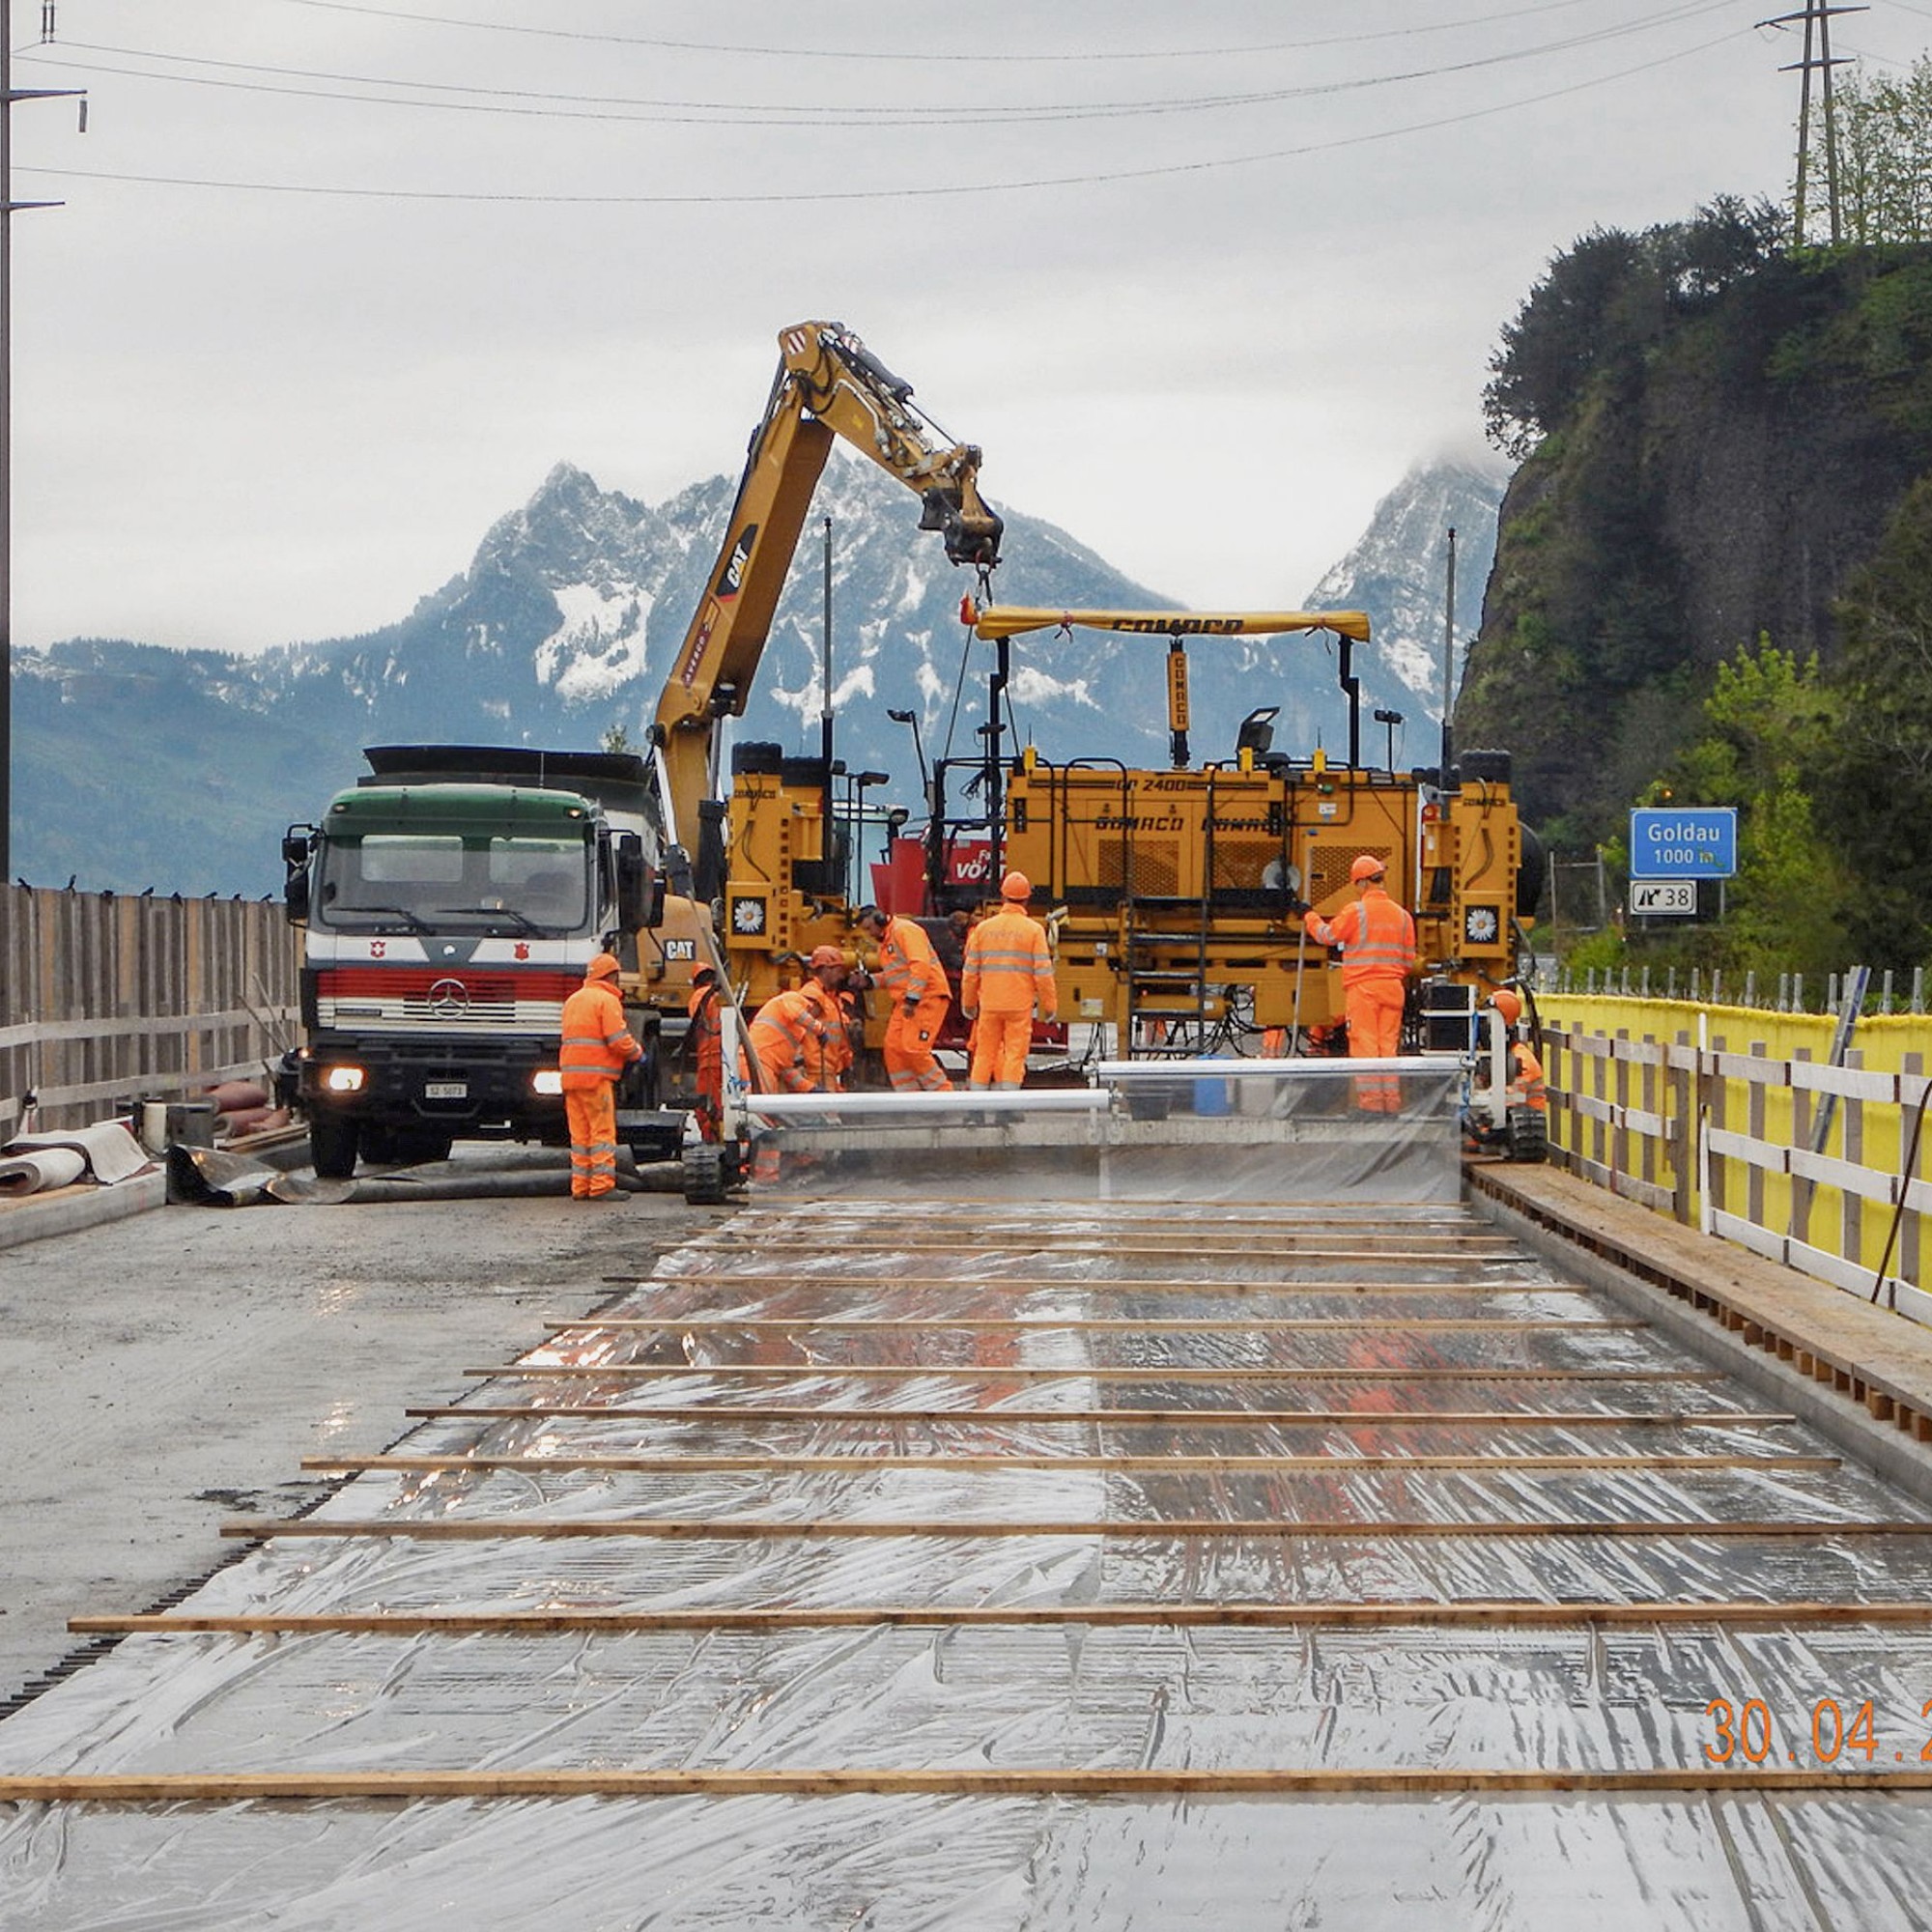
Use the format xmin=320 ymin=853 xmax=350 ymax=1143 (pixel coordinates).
xmin=1661 ymin=641 xmax=1849 ymax=980
xmin=1820 ymin=475 xmax=1932 ymax=962
xmin=1482 ymin=200 xmax=1784 ymax=458
xmin=1482 ymin=226 xmax=1640 ymax=459
xmin=1800 ymin=57 xmax=1932 ymax=247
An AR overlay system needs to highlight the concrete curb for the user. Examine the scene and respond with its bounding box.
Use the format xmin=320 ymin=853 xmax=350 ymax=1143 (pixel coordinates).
xmin=0 ymin=1171 xmax=168 ymax=1253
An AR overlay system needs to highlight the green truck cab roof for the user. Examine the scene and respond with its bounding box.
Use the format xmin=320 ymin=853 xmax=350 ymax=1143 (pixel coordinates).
xmin=323 ymin=782 xmax=598 ymax=838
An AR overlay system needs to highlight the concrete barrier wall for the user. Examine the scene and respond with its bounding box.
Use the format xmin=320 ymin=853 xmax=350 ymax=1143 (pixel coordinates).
xmin=0 ymin=884 xmax=299 ymax=1135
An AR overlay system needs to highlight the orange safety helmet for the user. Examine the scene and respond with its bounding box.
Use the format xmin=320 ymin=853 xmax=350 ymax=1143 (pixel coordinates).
xmin=1489 ymin=987 xmax=1522 ymax=1026
xmin=1350 ymin=854 xmax=1386 ymax=884
xmin=808 ymin=945 xmax=845 ymax=971
xmin=586 ymin=951 xmax=622 ymax=980
xmin=1000 ymin=869 xmax=1032 ymax=901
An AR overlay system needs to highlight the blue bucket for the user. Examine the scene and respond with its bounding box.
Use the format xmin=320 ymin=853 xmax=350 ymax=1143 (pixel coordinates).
xmin=1192 ymin=1076 xmax=1233 ymax=1117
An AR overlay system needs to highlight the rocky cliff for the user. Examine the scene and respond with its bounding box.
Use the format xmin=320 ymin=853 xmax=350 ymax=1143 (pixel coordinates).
xmin=1456 ymin=216 xmax=1932 ymax=845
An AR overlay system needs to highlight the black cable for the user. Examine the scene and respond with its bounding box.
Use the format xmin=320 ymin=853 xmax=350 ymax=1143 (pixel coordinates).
xmin=29 ymin=7 xmax=1743 ymax=130
xmin=18 ymin=27 xmax=1742 ymax=206
xmin=267 ymin=0 xmax=1683 ymax=65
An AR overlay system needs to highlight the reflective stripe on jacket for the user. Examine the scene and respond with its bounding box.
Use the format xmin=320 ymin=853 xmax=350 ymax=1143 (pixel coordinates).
xmin=873 ymin=915 xmax=949 ymax=1005
xmin=1304 ymin=884 xmax=1416 ymax=987
xmin=559 ymin=979 xmax=642 ymax=1090
xmin=749 ymin=985 xmax=828 ymax=1093
xmin=961 ymin=907 xmax=1057 ymax=1017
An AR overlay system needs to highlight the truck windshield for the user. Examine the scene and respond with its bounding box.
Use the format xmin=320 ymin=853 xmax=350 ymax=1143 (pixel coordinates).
xmin=316 ymin=834 xmax=593 ymax=935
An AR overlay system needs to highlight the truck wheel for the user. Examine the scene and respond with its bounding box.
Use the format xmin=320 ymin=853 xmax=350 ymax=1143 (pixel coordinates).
xmin=1505 ymin=1107 xmax=1548 ymax=1164
xmin=310 ymin=1114 xmax=360 ymax=1179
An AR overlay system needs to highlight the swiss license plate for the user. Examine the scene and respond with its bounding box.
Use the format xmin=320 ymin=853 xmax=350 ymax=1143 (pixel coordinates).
xmin=424 ymin=1081 xmax=468 ymax=1100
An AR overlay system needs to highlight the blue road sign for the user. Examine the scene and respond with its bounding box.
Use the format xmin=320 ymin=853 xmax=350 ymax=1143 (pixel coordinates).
xmin=1629 ymin=807 xmax=1736 ymax=879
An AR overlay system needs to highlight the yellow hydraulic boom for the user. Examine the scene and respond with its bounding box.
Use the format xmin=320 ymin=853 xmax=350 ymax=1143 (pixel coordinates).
xmin=652 ymin=321 xmax=1001 ymax=856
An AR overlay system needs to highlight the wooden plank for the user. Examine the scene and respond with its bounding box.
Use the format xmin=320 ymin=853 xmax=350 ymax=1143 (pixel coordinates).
xmin=693 ymin=1239 xmax=1520 ymax=1259
xmin=1562 ymin=1151 xmax=1677 ymax=1214
xmin=220 ymin=1515 xmax=1932 ymax=1544
xmin=9 ymin=1767 xmax=1932 ymax=1804
xmin=753 ymin=1206 xmax=1475 ymax=1232
xmin=410 ymin=1405 xmax=1796 ymax=1430
xmin=466 ymin=1365 xmax=1703 ymax=1384
xmin=71 ymin=1598 xmax=1932 ymax=1637
xmin=641 ymin=1274 xmax=1563 ymax=1294
xmin=0 ymin=1006 xmax=295 ymax=1052
xmin=306 ymin=1450 xmax=1837 ymax=1476
xmin=536 ymin=1316 xmax=1644 ymax=1335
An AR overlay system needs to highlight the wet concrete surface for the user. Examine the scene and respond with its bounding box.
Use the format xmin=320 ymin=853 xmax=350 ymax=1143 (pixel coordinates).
xmin=0 ymin=1177 xmax=726 ymax=1707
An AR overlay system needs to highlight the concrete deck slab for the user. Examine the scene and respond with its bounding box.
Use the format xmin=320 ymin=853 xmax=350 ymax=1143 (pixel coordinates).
xmin=0 ymin=1179 xmax=721 ymax=1708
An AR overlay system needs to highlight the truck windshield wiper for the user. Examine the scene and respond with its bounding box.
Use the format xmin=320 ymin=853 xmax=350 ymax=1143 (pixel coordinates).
xmin=435 ymin=905 xmax=555 ymax=937
xmin=329 ymin=904 xmax=433 ymax=934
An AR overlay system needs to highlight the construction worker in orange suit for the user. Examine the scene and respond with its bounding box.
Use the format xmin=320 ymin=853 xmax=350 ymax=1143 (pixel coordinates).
xmin=1300 ymin=854 xmax=1416 ymax=1114
xmin=749 ymin=946 xmax=846 ymax=1094
xmin=1488 ymin=987 xmax=1547 ymax=1114
xmin=961 ymin=870 xmax=1058 ymax=1090
xmin=558 ymin=951 xmax=643 ymax=1199
xmin=686 ymin=964 xmax=724 ymax=1142
xmin=856 ymin=904 xmax=952 ymax=1093
xmin=827 ymin=987 xmax=862 ymax=1091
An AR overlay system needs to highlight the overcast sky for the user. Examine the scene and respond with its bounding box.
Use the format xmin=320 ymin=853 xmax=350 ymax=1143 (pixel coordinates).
xmin=8 ymin=0 xmax=1930 ymax=656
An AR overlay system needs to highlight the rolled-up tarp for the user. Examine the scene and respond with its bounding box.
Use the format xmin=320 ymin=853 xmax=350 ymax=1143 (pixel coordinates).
xmin=0 ymin=1147 xmax=88 ymax=1197
xmin=5 ymin=1122 xmax=152 ymax=1185
xmin=203 ymin=1081 xmax=270 ymax=1115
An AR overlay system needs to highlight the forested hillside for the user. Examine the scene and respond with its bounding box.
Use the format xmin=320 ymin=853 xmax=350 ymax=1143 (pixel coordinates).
xmin=1457 ymin=192 xmax=1932 ymax=972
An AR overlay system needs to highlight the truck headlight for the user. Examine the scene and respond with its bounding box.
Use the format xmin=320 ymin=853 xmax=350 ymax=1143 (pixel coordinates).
xmin=532 ymin=1068 xmax=564 ymax=1096
xmin=322 ymin=1064 xmax=367 ymax=1094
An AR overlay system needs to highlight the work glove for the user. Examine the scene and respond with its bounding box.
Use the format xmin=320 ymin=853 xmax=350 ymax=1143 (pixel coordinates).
xmin=1284 ymin=895 xmax=1311 ymax=916
xmin=902 ymin=1000 xmax=920 ymax=1018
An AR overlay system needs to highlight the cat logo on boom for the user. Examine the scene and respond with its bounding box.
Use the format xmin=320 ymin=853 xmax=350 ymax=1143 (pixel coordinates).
xmin=715 ymin=524 xmax=759 ymax=602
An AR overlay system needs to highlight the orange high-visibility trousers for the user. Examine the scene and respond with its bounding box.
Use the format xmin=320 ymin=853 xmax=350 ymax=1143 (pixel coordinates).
xmin=565 ymin=1083 xmax=619 ymax=1196
xmin=970 ymin=1010 xmax=1033 ymax=1087
xmin=1346 ymin=979 xmax=1406 ymax=1114
xmin=884 ymin=992 xmax=952 ymax=1091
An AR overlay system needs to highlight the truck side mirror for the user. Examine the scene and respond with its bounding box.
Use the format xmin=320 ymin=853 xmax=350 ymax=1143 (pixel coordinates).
xmin=615 ymin=833 xmax=657 ymax=931
xmin=282 ymin=830 xmax=312 ymax=924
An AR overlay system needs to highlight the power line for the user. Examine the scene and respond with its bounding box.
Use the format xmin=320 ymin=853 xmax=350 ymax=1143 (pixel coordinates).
xmin=16 ymin=27 xmax=1742 ymax=207
xmin=26 ymin=6 xmax=1742 ymax=130
xmin=267 ymin=0 xmax=1645 ymax=65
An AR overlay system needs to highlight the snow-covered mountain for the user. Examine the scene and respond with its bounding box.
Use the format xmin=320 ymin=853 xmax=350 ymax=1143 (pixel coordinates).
xmin=1303 ymin=458 xmax=1505 ymax=723
xmin=13 ymin=456 xmax=1498 ymax=894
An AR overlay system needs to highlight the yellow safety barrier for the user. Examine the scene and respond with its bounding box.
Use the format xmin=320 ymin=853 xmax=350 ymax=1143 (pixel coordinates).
xmin=1537 ymin=998 xmax=1932 ymax=1321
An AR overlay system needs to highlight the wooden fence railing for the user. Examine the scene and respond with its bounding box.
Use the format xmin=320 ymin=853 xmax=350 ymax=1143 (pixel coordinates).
xmin=0 ymin=884 xmax=299 ymax=1136
xmin=1540 ymin=998 xmax=1932 ymax=1326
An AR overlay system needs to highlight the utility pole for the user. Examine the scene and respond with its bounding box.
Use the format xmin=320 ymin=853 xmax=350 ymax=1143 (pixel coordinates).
xmin=1439 ymin=526 xmax=1456 ymax=777
xmin=1762 ymin=0 xmax=1864 ymax=246
xmin=1 ymin=0 xmax=84 ymax=884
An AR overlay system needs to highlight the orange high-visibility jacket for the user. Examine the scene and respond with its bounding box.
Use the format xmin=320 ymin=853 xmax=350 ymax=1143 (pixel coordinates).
xmin=687 ymin=981 xmax=722 ymax=1065
xmin=872 ymin=914 xmax=949 ymax=1007
xmin=559 ymin=978 xmax=643 ymax=1090
xmin=1304 ymin=884 xmax=1416 ymax=987
xmin=749 ymin=985 xmax=829 ymax=1093
xmin=962 ymin=906 xmax=1057 ymax=1017
xmin=1510 ymin=1041 xmax=1548 ymax=1112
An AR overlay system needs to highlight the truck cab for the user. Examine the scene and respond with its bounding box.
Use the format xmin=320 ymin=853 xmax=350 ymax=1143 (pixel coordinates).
xmin=283 ymin=747 xmax=669 ymax=1179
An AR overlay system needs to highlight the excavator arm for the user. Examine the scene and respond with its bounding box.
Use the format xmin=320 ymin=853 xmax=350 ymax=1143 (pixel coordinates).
xmin=652 ymin=321 xmax=1002 ymax=851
